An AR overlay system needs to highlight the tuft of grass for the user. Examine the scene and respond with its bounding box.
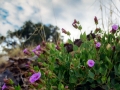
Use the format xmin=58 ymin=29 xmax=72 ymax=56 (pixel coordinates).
xmin=8 ymin=47 xmax=24 ymax=58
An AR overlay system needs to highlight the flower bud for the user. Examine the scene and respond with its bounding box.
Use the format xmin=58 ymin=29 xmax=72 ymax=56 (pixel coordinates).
xmin=73 ymin=19 xmax=77 ymax=24
xmin=23 ymin=48 xmax=30 ymax=55
xmin=56 ymin=45 xmax=61 ymax=51
xmin=35 ymin=45 xmax=41 ymax=51
xmin=95 ymin=28 xmax=100 ymax=33
xmin=94 ymin=16 xmax=98 ymax=25
xmin=64 ymin=43 xmax=73 ymax=53
xmin=112 ymin=46 xmax=115 ymax=51
xmin=42 ymin=41 xmax=46 ymax=47
xmin=62 ymin=28 xmax=67 ymax=34
xmin=72 ymin=23 xmax=78 ymax=29
xmin=74 ymin=39 xmax=83 ymax=47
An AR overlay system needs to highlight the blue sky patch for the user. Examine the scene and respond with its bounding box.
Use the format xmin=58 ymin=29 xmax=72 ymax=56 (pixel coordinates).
xmin=16 ymin=6 xmax=23 ymax=11
xmin=0 ymin=8 xmax=9 ymax=19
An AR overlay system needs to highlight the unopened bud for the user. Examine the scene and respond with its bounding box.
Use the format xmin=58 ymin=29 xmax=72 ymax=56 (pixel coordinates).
xmin=72 ymin=23 xmax=78 ymax=29
xmin=62 ymin=28 xmax=67 ymax=34
xmin=42 ymin=41 xmax=46 ymax=47
xmin=94 ymin=16 xmax=98 ymax=25
xmin=112 ymin=46 xmax=115 ymax=51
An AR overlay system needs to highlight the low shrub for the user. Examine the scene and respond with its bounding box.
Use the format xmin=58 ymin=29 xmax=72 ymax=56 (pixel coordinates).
xmin=1 ymin=17 xmax=120 ymax=90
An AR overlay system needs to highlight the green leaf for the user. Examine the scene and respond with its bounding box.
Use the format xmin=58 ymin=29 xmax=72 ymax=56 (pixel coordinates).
xmin=114 ymin=65 xmax=118 ymax=75
xmin=58 ymin=83 xmax=64 ymax=90
xmin=10 ymin=79 xmax=14 ymax=85
xmin=73 ymin=44 xmax=78 ymax=51
xmin=101 ymin=76 xmax=106 ymax=83
xmin=58 ymin=71 xmax=65 ymax=80
xmin=74 ymin=70 xmax=80 ymax=77
xmin=69 ymin=76 xmax=77 ymax=83
xmin=37 ymin=58 xmax=41 ymax=62
xmin=69 ymin=71 xmax=77 ymax=83
xmin=99 ymin=67 xmax=105 ymax=75
xmin=90 ymin=84 xmax=96 ymax=88
xmin=118 ymin=64 xmax=120 ymax=71
xmin=78 ymin=25 xmax=82 ymax=30
xmin=33 ymin=66 xmax=40 ymax=71
xmin=107 ymin=76 xmax=110 ymax=85
xmin=67 ymin=39 xmax=73 ymax=44
xmin=15 ymin=85 xmax=21 ymax=90
xmin=88 ymin=70 xmax=95 ymax=79
xmin=114 ymin=83 xmax=120 ymax=90
xmin=49 ymin=64 xmax=55 ymax=71
xmin=105 ymin=56 xmax=112 ymax=68
xmin=80 ymin=32 xmax=86 ymax=41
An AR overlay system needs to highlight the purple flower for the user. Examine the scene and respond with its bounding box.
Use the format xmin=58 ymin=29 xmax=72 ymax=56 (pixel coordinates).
xmin=34 ymin=51 xmax=41 ymax=56
xmin=112 ymin=24 xmax=118 ymax=31
xmin=29 ymin=72 xmax=41 ymax=83
xmin=32 ymin=47 xmax=41 ymax=56
xmin=96 ymin=42 xmax=101 ymax=48
xmin=2 ymin=83 xmax=7 ymax=90
xmin=23 ymin=48 xmax=29 ymax=54
xmin=32 ymin=49 xmax=36 ymax=53
xmin=36 ymin=45 xmax=41 ymax=51
xmin=87 ymin=60 xmax=95 ymax=67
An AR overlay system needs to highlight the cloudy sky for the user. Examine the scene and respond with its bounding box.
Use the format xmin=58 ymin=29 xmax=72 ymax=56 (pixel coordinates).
xmin=0 ymin=0 xmax=120 ymax=42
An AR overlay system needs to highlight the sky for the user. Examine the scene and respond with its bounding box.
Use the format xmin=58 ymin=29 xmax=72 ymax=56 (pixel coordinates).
xmin=0 ymin=0 xmax=120 ymax=44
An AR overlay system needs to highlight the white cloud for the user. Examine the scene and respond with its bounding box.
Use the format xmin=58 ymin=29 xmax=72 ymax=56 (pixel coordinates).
xmin=0 ymin=0 xmax=120 ymax=42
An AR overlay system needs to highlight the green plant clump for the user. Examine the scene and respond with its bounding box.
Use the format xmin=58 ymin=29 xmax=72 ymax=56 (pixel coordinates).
xmin=2 ymin=17 xmax=120 ymax=90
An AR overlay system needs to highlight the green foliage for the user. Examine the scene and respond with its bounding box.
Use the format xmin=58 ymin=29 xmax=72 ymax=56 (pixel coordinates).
xmin=15 ymin=85 xmax=21 ymax=90
xmin=4 ymin=18 xmax=120 ymax=90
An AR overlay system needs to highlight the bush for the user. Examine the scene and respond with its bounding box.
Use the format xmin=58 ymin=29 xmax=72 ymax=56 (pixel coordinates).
xmin=1 ymin=17 xmax=120 ymax=90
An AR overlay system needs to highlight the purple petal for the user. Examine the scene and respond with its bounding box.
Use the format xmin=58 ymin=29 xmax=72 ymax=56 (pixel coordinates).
xmin=87 ymin=60 xmax=95 ymax=67
xmin=29 ymin=72 xmax=41 ymax=83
